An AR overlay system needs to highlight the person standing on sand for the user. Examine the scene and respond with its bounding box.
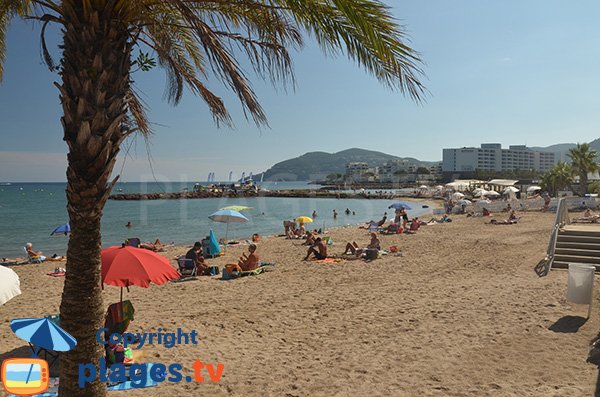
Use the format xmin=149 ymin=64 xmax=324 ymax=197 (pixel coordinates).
xmin=304 ymin=237 xmax=328 ymax=260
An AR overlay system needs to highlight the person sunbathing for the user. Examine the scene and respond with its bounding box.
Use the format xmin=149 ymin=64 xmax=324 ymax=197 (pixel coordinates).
xmin=304 ymin=237 xmax=328 ymax=260
xmin=489 ymin=212 xmax=518 ymax=225
xmin=303 ymin=231 xmax=317 ymax=246
xmin=25 ymin=243 xmax=46 ymax=262
xmin=482 ymin=208 xmax=491 ymax=216
xmin=140 ymin=239 xmax=170 ymax=251
xmin=405 ymin=218 xmax=422 ymax=234
xmin=344 ymin=233 xmax=381 ymax=257
xmin=382 ymin=223 xmax=402 ymax=234
xmin=238 ymin=244 xmax=259 ymax=271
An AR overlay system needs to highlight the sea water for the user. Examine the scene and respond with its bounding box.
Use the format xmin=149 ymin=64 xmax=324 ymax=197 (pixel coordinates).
xmin=0 ymin=182 xmax=432 ymax=257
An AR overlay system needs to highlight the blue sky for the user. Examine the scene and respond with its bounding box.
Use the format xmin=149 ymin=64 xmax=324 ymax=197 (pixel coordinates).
xmin=1 ymin=1 xmax=599 ymax=181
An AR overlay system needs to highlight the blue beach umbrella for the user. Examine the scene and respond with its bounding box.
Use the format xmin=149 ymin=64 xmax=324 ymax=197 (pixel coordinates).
xmin=10 ymin=317 xmax=77 ymax=355
xmin=388 ymin=202 xmax=413 ymax=210
xmin=50 ymin=223 xmax=70 ymax=236
xmin=208 ymin=209 xmax=249 ymax=244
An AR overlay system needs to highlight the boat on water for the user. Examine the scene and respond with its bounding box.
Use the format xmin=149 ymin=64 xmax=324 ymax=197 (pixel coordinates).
xmin=0 ymin=182 xmax=12 ymax=186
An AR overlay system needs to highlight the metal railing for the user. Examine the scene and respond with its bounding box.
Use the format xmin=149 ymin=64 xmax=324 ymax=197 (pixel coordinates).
xmin=546 ymin=198 xmax=570 ymax=270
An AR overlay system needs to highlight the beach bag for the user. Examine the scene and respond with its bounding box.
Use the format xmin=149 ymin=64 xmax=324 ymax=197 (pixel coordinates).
xmin=204 ymin=266 xmax=220 ymax=276
xmin=365 ymin=249 xmax=378 ymax=260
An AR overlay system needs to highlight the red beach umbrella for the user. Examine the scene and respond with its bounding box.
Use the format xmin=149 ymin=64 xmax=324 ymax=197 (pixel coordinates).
xmin=101 ymin=246 xmax=180 ymax=301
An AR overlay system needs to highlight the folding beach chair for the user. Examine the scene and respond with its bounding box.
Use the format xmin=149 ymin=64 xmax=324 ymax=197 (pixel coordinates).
xmin=177 ymin=257 xmax=197 ymax=277
xmin=125 ymin=238 xmax=141 ymax=248
xmin=23 ymin=247 xmax=44 ymax=263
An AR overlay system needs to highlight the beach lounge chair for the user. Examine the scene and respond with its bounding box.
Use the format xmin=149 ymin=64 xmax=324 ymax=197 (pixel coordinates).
xmin=105 ymin=300 xmax=135 ymax=338
xmin=177 ymin=257 xmax=197 ymax=277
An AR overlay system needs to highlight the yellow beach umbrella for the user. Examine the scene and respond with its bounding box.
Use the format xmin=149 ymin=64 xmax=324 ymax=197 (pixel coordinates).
xmin=220 ymin=205 xmax=253 ymax=212
xmin=295 ymin=216 xmax=313 ymax=224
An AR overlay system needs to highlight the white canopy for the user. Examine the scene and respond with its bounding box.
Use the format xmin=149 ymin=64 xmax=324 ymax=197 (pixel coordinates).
xmin=451 ymin=192 xmax=465 ymax=200
xmin=488 ymin=179 xmax=519 ymax=187
xmin=485 ymin=190 xmax=501 ymax=197
xmin=475 ymin=199 xmax=492 ymax=207
xmin=419 ymin=185 xmax=428 ymax=189
xmin=503 ymin=186 xmax=519 ymax=194
xmin=472 ymin=188 xmax=487 ymax=197
xmin=527 ymin=186 xmax=542 ymax=192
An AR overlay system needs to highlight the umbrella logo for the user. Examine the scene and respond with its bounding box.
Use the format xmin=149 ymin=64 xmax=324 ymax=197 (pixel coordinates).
xmin=2 ymin=358 xmax=50 ymax=396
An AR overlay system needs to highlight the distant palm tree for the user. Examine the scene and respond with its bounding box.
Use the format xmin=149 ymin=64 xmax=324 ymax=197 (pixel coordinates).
xmin=1 ymin=1 xmax=426 ymax=395
xmin=541 ymin=162 xmax=573 ymax=196
xmin=568 ymin=143 xmax=599 ymax=195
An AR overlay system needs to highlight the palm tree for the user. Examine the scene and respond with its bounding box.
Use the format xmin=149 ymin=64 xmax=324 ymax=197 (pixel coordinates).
xmin=1 ymin=1 xmax=425 ymax=395
xmin=568 ymin=143 xmax=599 ymax=195
xmin=541 ymin=162 xmax=573 ymax=196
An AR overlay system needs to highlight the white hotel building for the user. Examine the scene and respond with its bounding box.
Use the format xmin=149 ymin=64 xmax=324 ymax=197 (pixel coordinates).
xmin=442 ymin=144 xmax=556 ymax=174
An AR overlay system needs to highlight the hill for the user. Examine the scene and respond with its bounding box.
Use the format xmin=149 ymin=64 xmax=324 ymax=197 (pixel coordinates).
xmin=257 ymin=148 xmax=437 ymax=181
xmin=533 ymin=138 xmax=600 ymax=160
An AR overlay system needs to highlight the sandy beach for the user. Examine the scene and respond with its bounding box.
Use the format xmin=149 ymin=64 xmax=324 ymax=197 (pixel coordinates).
xmin=1 ymin=211 xmax=599 ymax=396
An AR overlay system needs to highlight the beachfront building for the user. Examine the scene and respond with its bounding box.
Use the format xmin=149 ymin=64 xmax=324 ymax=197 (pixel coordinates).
xmin=345 ymin=162 xmax=379 ymax=182
xmin=378 ymin=159 xmax=410 ymax=182
xmin=442 ymin=144 xmax=556 ymax=178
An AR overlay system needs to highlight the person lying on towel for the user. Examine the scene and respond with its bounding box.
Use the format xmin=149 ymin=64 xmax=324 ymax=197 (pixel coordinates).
xmin=344 ymin=232 xmax=381 ymax=257
xmin=304 ymin=237 xmax=328 ymax=261
xmin=238 ymin=244 xmax=259 ymax=271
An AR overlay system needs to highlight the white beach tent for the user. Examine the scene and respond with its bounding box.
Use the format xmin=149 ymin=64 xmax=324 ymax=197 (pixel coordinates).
xmin=485 ymin=191 xmax=501 ymax=198
xmin=451 ymin=192 xmax=465 ymax=200
xmin=418 ymin=185 xmax=428 ymax=189
xmin=434 ymin=185 xmax=445 ymax=190
xmin=527 ymin=186 xmax=542 ymax=192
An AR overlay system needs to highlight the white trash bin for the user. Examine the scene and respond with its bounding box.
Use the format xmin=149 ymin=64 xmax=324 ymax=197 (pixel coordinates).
xmin=566 ymin=264 xmax=595 ymax=316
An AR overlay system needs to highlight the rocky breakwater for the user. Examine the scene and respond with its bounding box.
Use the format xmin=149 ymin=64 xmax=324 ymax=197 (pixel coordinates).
xmin=108 ymin=189 xmax=375 ymax=200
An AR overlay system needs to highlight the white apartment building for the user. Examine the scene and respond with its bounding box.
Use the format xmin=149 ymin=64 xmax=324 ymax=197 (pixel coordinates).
xmin=442 ymin=144 xmax=556 ymax=173
xmin=345 ymin=162 xmax=378 ymax=182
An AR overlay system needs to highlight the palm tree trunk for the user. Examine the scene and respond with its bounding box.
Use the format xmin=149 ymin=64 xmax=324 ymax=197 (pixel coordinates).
xmin=581 ymin=173 xmax=589 ymax=195
xmin=57 ymin=2 xmax=131 ymax=395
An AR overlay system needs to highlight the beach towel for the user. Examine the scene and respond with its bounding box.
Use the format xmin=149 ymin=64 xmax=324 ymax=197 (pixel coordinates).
xmin=105 ymin=300 xmax=135 ymax=336
xmin=171 ymin=276 xmax=199 ymax=283
xmin=1 ymin=258 xmax=28 ymax=266
xmin=315 ymin=258 xmax=343 ymax=264
xmin=47 ymin=267 xmax=66 ymax=277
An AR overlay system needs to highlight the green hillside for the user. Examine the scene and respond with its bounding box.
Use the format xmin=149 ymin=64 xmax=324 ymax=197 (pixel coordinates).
xmin=259 ymin=148 xmax=436 ymax=181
